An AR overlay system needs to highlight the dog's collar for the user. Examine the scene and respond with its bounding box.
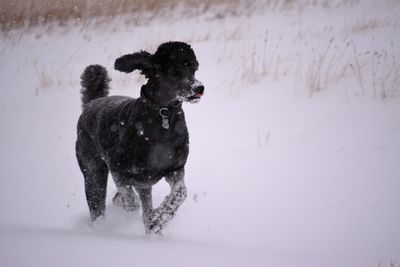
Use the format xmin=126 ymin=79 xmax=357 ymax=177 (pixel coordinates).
xmin=139 ymin=91 xmax=182 ymax=130
xmin=140 ymin=97 xmax=182 ymax=111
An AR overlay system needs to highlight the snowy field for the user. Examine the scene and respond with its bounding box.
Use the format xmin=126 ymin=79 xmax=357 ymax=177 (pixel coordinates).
xmin=0 ymin=0 xmax=399 ymax=266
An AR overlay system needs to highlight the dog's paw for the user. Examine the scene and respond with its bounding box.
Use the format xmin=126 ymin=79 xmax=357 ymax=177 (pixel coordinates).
xmin=143 ymin=210 xmax=161 ymax=234
xmin=143 ymin=210 xmax=165 ymax=234
xmin=112 ymin=192 xmax=140 ymax=212
xmin=143 ymin=208 xmax=176 ymax=234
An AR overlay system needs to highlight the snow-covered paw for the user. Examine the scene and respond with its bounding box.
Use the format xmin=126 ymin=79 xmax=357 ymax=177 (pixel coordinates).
xmin=143 ymin=210 xmax=161 ymax=234
xmin=143 ymin=209 xmax=174 ymax=234
xmin=112 ymin=191 xmax=140 ymax=212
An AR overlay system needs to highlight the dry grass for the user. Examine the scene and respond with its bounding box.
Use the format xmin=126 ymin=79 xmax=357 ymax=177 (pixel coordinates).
xmin=378 ymin=258 xmax=400 ymax=267
xmin=0 ymin=0 xmax=350 ymax=32
xmin=0 ymin=0 xmax=192 ymax=30
xmin=0 ymin=0 xmax=299 ymax=32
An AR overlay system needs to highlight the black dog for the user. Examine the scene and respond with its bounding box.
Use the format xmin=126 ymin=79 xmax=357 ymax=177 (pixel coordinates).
xmin=75 ymin=42 xmax=204 ymax=234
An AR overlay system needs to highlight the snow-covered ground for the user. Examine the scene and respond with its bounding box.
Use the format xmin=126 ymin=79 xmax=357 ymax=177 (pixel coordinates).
xmin=0 ymin=1 xmax=399 ymax=266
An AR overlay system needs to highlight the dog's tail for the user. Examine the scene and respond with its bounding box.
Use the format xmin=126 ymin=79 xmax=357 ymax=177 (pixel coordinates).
xmin=80 ymin=65 xmax=110 ymax=108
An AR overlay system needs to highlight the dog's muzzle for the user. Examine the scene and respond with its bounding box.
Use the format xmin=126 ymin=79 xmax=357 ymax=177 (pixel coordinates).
xmin=188 ymin=79 xmax=204 ymax=103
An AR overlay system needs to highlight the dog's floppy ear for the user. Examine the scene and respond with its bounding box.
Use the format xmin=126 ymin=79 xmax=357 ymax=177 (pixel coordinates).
xmin=114 ymin=51 xmax=153 ymax=74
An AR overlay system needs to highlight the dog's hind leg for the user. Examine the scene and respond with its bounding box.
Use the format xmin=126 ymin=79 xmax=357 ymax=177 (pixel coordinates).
xmin=112 ymin=185 xmax=140 ymax=212
xmin=76 ymin=129 xmax=109 ymax=221
xmin=111 ymin=172 xmax=140 ymax=212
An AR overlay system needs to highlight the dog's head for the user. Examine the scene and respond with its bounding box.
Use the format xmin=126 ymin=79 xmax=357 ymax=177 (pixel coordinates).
xmin=115 ymin=42 xmax=204 ymax=105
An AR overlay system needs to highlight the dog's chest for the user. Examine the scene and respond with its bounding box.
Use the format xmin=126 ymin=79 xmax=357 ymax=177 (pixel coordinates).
xmin=108 ymin=111 xmax=189 ymax=182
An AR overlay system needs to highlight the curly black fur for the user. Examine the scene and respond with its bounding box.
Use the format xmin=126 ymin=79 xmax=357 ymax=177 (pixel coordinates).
xmin=114 ymin=42 xmax=199 ymax=81
xmin=114 ymin=51 xmax=152 ymax=76
xmin=152 ymin=42 xmax=199 ymax=73
xmin=75 ymin=42 xmax=204 ymax=233
xmin=80 ymin=64 xmax=111 ymax=107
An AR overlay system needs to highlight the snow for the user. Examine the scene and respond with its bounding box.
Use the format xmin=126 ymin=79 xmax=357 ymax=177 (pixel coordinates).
xmin=0 ymin=0 xmax=399 ymax=266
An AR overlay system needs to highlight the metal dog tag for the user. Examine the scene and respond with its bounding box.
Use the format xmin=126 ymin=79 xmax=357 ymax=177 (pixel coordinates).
xmin=159 ymin=108 xmax=170 ymax=129
xmin=162 ymin=117 xmax=169 ymax=129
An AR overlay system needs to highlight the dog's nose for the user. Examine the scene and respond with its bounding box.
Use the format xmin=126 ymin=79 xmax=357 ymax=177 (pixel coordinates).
xmin=194 ymin=85 xmax=204 ymax=96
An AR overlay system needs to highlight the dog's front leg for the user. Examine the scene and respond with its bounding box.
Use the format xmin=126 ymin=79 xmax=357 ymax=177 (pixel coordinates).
xmin=153 ymin=169 xmax=187 ymax=233
xmin=138 ymin=169 xmax=187 ymax=234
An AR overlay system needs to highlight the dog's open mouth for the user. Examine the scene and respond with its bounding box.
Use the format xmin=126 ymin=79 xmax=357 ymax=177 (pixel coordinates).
xmin=187 ymin=93 xmax=203 ymax=103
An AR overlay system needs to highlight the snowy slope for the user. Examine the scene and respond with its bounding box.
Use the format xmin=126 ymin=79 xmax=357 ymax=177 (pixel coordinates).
xmin=0 ymin=1 xmax=399 ymax=266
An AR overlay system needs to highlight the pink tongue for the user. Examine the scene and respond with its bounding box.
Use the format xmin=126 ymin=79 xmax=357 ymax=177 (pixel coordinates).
xmin=195 ymin=93 xmax=203 ymax=97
